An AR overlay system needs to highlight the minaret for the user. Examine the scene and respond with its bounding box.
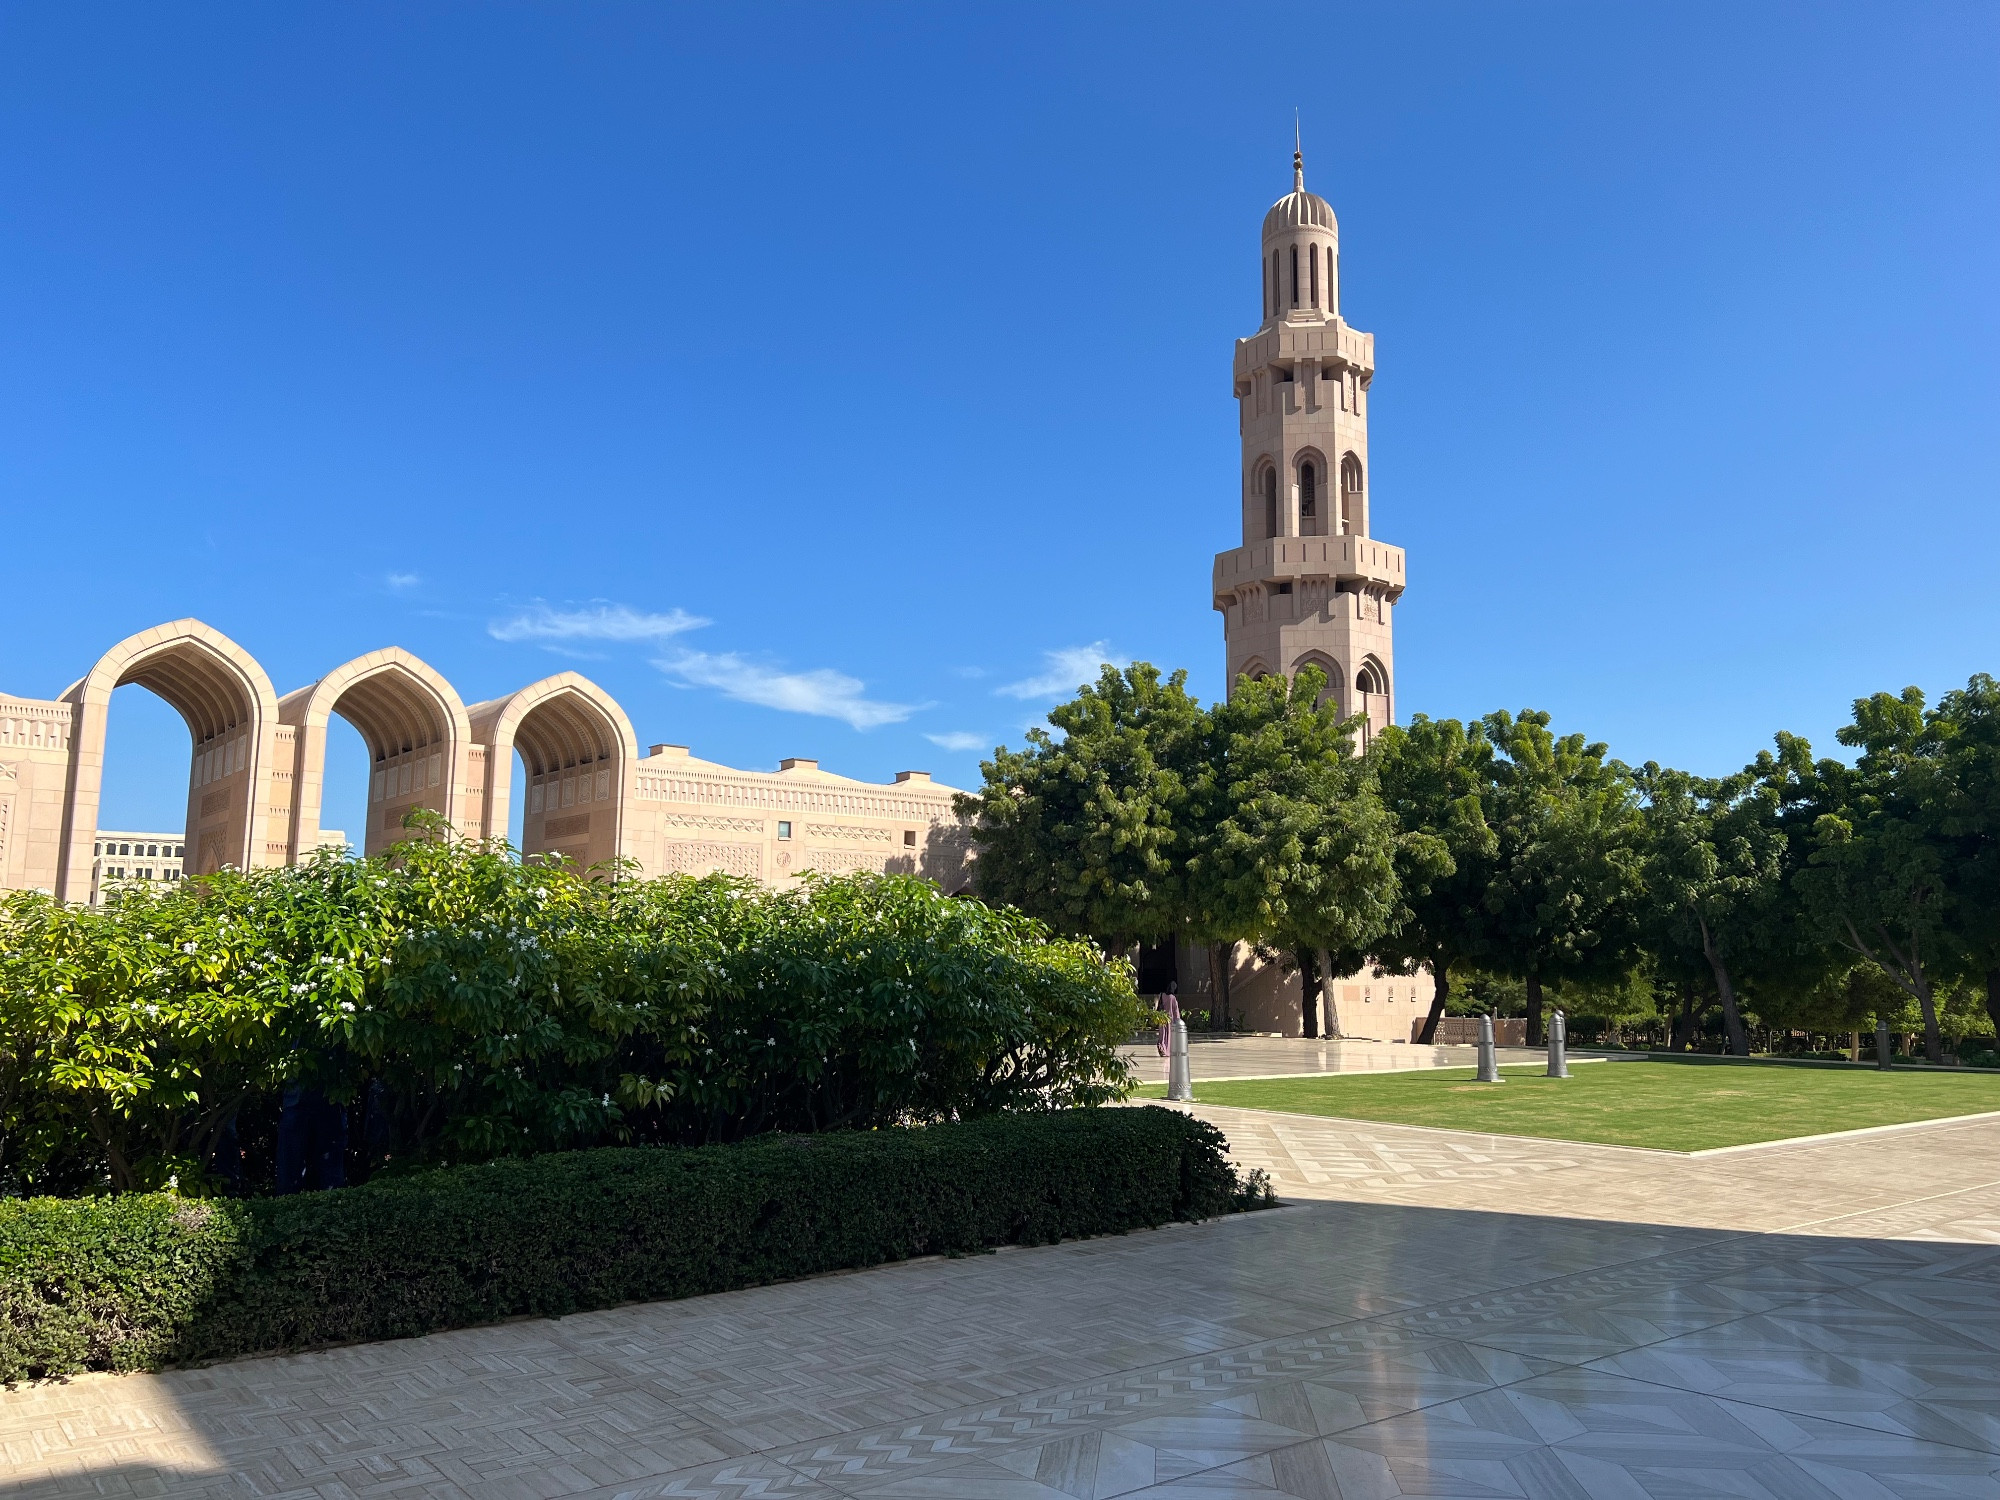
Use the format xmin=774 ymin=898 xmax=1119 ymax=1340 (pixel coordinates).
xmin=1212 ymin=143 xmax=1405 ymax=742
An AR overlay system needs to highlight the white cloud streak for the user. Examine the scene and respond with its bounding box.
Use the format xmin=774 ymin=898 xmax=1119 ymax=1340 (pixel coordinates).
xmin=924 ymin=731 xmax=989 ymax=753
xmin=490 ymin=603 xmax=710 ymax=644
xmin=658 ymin=650 xmax=921 ymax=731
xmin=385 ymin=572 xmax=422 ymax=591
xmin=995 ymin=642 xmax=1129 ymax=700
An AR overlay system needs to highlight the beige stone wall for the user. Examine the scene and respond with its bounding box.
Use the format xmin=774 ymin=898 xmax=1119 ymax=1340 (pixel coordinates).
xmin=625 ymin=749 xmax=971 ymax=888
xmin=1 ymin=623 xmax=971 ymax=900
xmin=1220 ymin=945 xmax=1436 ymax=1042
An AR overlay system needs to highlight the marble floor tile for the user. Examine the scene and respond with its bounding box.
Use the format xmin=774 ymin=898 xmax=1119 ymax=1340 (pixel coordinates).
xmin=11 ymin=1113 xmax=2000 ymax=1498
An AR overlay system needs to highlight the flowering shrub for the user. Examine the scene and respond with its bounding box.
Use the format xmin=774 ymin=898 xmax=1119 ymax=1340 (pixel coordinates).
xmin=0 ymin=825 xmax=1145 ymax=1195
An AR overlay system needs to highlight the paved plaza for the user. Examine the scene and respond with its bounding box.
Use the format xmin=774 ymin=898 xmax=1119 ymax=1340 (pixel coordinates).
xmin=6 ymin=1103 xmax=2000 ymax=1499
xmin=1120 ymin=1036 xmax=1548 ymax=1087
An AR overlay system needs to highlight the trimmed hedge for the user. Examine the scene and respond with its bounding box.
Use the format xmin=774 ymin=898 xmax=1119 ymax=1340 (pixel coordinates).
xmin=0 ymin=1106 xmax=1260 ymax=1381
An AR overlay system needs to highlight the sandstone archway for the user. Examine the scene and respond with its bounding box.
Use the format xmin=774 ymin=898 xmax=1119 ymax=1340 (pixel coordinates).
xmin=278 ymin=648 xmax=474 ymax=859
xmin=468 ymin=673 xmax=638 ymax=870
xmin=57 ymin=620 xmax=282 ymax=900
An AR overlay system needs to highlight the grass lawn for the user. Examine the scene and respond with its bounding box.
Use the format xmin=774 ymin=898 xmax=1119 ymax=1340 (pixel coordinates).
xmin=1135 ymin=1061 xmax=2000 ymax=1151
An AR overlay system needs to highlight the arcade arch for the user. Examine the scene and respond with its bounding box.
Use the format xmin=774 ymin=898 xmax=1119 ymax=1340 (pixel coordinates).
xmin=278 ymin=649 xmax=473 ymax=859
xmin=57 ymin=620 xmax=281 ymax=901
xmin=468 ymin=673 xmax=638 ymax=871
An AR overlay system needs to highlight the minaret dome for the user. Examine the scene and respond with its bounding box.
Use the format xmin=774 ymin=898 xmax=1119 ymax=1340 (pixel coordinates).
xmin=1259 ymin=144 xmax=1339 ymax=322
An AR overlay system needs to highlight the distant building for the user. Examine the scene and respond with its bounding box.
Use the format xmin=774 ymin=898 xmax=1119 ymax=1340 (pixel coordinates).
xmin=88 ymin=827 xmax=347 ymax=904
xmin=88 ymin=829 xmax=185 ymax=903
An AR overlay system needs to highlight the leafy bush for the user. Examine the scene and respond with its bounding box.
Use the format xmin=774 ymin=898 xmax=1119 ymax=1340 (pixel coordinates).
xmin=0 ymin=1107 xmax=1261 ymax=1381
xmin=0 ymin=829 xmax=1147 ymax=1195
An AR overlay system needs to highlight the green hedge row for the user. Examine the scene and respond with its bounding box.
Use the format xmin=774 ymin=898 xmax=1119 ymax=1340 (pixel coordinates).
xmin=0 ymin=1107 xmax=1262 ymax=1381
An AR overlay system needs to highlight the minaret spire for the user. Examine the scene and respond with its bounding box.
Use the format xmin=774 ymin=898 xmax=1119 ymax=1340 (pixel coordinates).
xmin=1293 ymin=112 xmax=1304 ymax=191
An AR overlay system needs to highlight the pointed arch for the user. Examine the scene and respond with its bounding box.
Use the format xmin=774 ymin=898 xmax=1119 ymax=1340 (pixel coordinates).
xmin=57 ymin=619 xmax=282 ymax=898
xmin=1339 ymin=451 xmax=1365 ymax=536
xmin=279 ymin=648 xmax=474 ymax=859
xmin=1294 ymin=447 xmax=1328 ymax=537
xmin=1289 ymin=651 xmax=1344 ymax=716
xmin=468 ymin=672 xmax=639 ymax=870
xmin=1355 ymin=655 xmax=1392 ymax=745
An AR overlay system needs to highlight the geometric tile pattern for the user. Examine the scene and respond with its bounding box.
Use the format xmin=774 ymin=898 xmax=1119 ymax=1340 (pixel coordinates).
xmin=5 ymin=1110 xmax=2000 ymax=1500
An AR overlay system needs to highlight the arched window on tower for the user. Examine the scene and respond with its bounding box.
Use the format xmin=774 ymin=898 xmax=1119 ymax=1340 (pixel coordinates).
xmin=1289 ymin=245 xmax=1299 ymax=307
xmin=1309 ymin=244 xmax=1319 ymax=308
xmin=1270 ymin=251 xmax=1280 ymax=316
xmin=1340 ymin=453 xmax=1365 ymax=535
xmin=1262 ymin=466 xmax=1279 ymax=540
xmin=1263 ymin=255 xmax=1271 ymax=318
xmin=1299 ymin=460 xmax=1320 ymax=536
xmin=1355 ymin=657 xmax=1390 ymax=744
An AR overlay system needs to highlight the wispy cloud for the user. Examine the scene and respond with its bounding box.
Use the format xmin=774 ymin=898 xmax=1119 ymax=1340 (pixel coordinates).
xmin=658 ymin=650 xmax=921 ymax=731
xmin=385 ymin=572 xmax=422 ymax=591
xmin=925 ymin=731 xmax=989 ymax=753
xmin=996 ymin=642 xmax=1128 ymax=700
xmin=489 ymin=603 xmax=710 ymax=645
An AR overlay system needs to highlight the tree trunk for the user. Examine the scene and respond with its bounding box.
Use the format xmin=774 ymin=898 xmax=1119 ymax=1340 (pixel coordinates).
xmin=1668 ymin=985 xmax=1693 ymax=1052
xmin=1297 ymin=947 xmax=1320 ymax=1038
xmin=1416 ymin=958 xmax=1451 ymax=1045
xmin=1525 ymin=973 xmax=1544 ymax=1047
xmin=1986 ymin=967 xmax=2000 ymax=1045
xmin=1318 ymin=950 xmax=1342 ymax=1038
xmin=1916 ymin=976 xmax=1943 ymax=1065
xmin=1698 ymin=916 xmax=1749 ymax=1057
xmin=1210 ymin=943 xmax=1230 ymax=1031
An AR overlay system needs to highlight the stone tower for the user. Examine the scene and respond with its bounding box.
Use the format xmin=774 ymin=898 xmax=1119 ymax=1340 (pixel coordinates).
xmin=1212 ymin=144 xmax=1406 ymax=741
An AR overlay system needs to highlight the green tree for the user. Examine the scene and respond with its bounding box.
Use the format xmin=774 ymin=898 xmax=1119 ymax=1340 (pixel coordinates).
xmin=955 ymin=663 xmax=1205 ymax=946
xmin=1187 ymin=666 xmax=1404 ymax=1036
xmin=1479 ymin=710 xmax=1645 ymax=1045
xmin=1795 ymin=689 xmax=1954 ymax=1063
xmin=1633 ymin=763 xmax=1792 ymax=1056
xmin=1921 ymin=675 xmax=2000 ymax=1041
xmin=1366 ymin=716 xmax=1499 ymax=1045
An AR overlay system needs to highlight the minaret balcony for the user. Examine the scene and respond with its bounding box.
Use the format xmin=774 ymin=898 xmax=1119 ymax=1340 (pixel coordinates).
xmin=1212 ymin=534 xmax=1406 ymax=607
xmin=1234 ymin=319 xmax=1375 ymax=386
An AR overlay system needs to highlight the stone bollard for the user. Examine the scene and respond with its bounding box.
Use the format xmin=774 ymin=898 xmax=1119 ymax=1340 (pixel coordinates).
xmin=1477 ymin=1013 xmax=1503 ymax=1084
xmin=1167 ymin=1017 xmax=1193 ymax=1102
xmin=1547 ymin=1008 xmax=1570 ymax=1078
xmin=1876 ymin=1019 xmax=1894 ymax=1071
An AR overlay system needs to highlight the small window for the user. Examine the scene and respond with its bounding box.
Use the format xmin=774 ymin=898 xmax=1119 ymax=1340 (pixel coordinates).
xmin=1289 ymin=245 xmax=1299 ymax=307
xmin=120 ymin=843 xmax=131 ymax=856
xmin=1270 ymin=251 xmax=1280 ymax=315
xmin=1309 ymin=244 xmax=1319 ymax=308
xmin=1276 ymin=582 xmax=1293 ymax=595
xmin=777 ymin=820 xmax=792 ymax=840
xmin=1263 ymin=467 xmax=1279 ymax=539
xmin=1300 ymin=462 xmax=1317 ymax=519
xmin=146 ymin=844 xmax=158 ymax=857
xmin=175 ymin=845 xmax=185 ymax=858
xmin=94 ymin=842 xmax=102 ymax=856
xmin=903 ymin=829 xmax=917 ymax=847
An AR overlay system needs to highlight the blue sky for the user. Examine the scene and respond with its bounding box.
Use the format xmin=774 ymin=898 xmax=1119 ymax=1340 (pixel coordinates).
xmin=2 ymin=3 xmax=1996 ymax=838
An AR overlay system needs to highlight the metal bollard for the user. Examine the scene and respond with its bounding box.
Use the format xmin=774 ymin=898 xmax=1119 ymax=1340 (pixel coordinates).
xmin=1547 ymin=1008 xmax=1570 ymax=1078
xmin=1876 ymin=1019 xmax=1893 ymax=1071
xmin=1477 ymin=1013 xmax=1503 ymax=1083
xmin=1167 ymin=1017 xmax=1193 ymax=1102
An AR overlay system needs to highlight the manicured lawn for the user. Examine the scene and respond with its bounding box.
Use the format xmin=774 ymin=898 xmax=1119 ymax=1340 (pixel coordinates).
xmin=1135 ymin=1061 xmax=2000 ymax=1151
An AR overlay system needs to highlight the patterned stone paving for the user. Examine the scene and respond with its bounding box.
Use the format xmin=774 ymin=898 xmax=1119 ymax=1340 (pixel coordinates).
xmin=6 ymin=1109 xmax=2000 ymax=1498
